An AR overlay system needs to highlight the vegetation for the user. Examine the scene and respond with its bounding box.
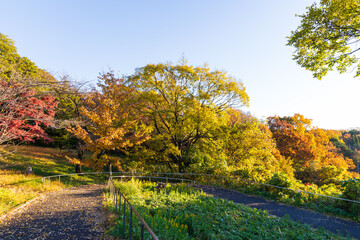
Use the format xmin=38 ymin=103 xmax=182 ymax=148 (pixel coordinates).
xmin=104 ymin=180 xmax=350 ymax=240
xmin=1 ymin=31 xmax=360 ymax=232
xmin=267 ymin=114 xmax=355 ymax=184
xmin=126 ymin=63 xmax=249 ymax=173
xmin=68 ymin=72 xmax=152 ymax=171
xmin=287 ymin=0 xmax=360 ymax=79
xmin=0 ymin=146 xmax=105 ymax=216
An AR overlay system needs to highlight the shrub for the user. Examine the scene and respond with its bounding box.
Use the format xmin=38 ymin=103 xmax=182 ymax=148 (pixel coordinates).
xmin=319 ymin=166 xmax=347 ymax=186
xmin=339 ymin=178 xmax=360 ymax=216
xmin=341 ymin=178 xmax=360 ymax=201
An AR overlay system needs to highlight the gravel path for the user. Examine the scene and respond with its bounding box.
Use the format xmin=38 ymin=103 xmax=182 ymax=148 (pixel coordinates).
xmin=194 ymin=184 xmax=360 ymax=240
xmin=0 ymin=185 xmax=107 ymax=240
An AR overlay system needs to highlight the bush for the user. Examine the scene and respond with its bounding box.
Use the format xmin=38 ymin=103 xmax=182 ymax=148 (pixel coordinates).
xmin=269 ymin=172 xmax=292 ymax=188
xmin=267 ymin=172 xmax=295 ymax=198
xmin=339 ymin=178 xmax=360 ymax=216
xmin=341 ymin=178 xmax=360 ymax=201
xmin=319 ymin=166 xmax=347 ymax=186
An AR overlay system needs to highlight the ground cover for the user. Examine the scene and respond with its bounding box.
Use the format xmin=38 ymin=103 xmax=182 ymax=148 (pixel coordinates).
xmin=134 ymin=173 xmax=360 ymax=223
xmin=104 ymin=179 xmax=350 ymax=240
xmin=194 ymin=174 xmax=360 ymax=222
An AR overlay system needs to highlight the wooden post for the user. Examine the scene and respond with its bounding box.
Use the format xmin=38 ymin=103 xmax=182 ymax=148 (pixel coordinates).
xmin=109 ymin=162 xmax=112 ymax=178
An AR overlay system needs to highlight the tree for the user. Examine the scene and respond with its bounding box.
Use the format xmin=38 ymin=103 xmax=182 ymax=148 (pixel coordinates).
xmin=0 ymin=33 xmax=58 ymax=147
xmin=48 ymin=75 xmax=88 ymax=173
xmin=68 ymin=72 xmax=152 ymax=171
xmin=268 ymin=114 xmax=354 ymax=183
xmin=1 ymin=33 xmax=57 ymax=86
xmin=267 ymin=114 xmax=315 ymax=170
xmin=127 ymin=62 xmax=249 ymax=172
xmin=0 ymin=71 xmax=57 ymax=146
xmin=224 ymin=109 xmax=293 ymax=181
xmin=287 ymin=0 xmax=360 ymax=79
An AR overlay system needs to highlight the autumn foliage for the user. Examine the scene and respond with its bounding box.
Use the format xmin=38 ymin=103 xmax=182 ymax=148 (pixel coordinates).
xmin=68 ymin=72 xmax=152 ymax=170
xmin=1 ymin=32 xmax=358 ymax=187
xmin=267 ymin=114 xmax=355 ymax=183
xmin=0 ymin=76 xmax=57 ymax=145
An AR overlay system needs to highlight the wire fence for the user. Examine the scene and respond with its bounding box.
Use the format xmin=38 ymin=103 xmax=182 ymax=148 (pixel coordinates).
xmin=42 ymin=171 xmax=360 ymax=221
xmin=111 ymin=175 xmax=195 ymax=184
xmin=41 ymin=172 xmax=110 ymax=187
xmin=41 ymin=171 xmax=360 ymax=205
xmin=109 ymin=172 xmax=360 ymax=220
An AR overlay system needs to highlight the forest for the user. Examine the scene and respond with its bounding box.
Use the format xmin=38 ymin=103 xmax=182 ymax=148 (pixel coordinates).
xmin=1 ymin=31 xmax=360 ymax=214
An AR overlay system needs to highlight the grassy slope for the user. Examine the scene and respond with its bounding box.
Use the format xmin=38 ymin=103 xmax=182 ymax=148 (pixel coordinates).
xmin=0 ymin=145 xmax=101 ymax=216
xmin=105 ymin=180 xmax=351 ymax=240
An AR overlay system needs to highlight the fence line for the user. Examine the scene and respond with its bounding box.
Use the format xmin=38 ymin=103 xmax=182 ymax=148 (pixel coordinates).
xmin=111 ymin=175 xmax=195 ymax=184
xmin=108 ymin=178 xmax=159 ymax=240
xmin=136 ymin=172 xmax=360 ymax=205
xmin=41 ymin=171 xmax=360 ymax=205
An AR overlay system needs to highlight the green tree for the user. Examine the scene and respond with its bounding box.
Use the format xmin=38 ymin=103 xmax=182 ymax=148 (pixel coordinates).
xmin=0 ymin=33 xmax=56 ymax=85
xmin=128 ymin=63 xmax=249 ymax=172
xmin=224 ymin=109 xmax=294 ymax=181
xmin=287 ymin=0 xmax=360 ymax=79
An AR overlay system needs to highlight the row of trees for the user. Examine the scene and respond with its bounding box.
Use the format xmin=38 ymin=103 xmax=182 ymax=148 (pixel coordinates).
xmin=1 ymin=31 xmax=358 ymax=186
xmin=67 ymin=68 xmax=357 ymax=184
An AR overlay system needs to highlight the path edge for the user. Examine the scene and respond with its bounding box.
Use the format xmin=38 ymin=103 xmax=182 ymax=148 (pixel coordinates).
xmin=0 ymin=195 xmax=43 ymax=223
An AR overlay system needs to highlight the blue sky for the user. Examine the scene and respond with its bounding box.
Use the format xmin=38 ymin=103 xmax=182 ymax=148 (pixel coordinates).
xmin=1 ymin=0 xmax=360 ymax=130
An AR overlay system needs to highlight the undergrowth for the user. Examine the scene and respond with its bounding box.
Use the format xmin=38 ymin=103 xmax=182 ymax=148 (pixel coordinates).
xmin=104 ymin=179 xmax=351 ymax=240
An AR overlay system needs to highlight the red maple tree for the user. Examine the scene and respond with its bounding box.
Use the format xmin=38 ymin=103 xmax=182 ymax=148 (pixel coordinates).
xmin=0 ymin=79 xmax=57 ymax=144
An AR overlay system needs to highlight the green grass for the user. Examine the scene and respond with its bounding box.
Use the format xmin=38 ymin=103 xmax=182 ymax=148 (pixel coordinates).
xmin=197 ymin=176 xmax=360 ymax=222
xmin=142 ymin=173 xmax=360 ymax=223
xmin=104 ymin=180 xmax=351 ymax=240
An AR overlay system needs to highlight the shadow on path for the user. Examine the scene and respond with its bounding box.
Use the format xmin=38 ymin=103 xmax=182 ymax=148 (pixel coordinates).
xmin=194 ymin=184 xmax=360 ymax=240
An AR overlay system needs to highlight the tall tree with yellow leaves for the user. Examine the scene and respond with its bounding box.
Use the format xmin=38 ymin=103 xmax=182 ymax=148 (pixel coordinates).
xmin=127 ymin=62 xmax=249 ymax=172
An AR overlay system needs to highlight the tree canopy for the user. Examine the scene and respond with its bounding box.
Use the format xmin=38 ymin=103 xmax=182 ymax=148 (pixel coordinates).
xmin=68 ymin=72 xmax=152 ymax=170
xmin=0 ymin=33 xmax=56 ymax=85
xmin=0 ymin=34 xmax=58 ymax=146
xmin=287 ymin=0 xmax=360 ymax=79
xmin=0 ymin=75 xmax=57 ymax=145
xmin=267 ymin=114 xmax=354 ymax=183
xmin=127 ymin=63 xmax=249 ymax=172
xmin=224 ymin=109 xmax=294 ymax=181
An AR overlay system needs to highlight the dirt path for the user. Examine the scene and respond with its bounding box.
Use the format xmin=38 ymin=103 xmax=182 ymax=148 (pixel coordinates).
xmin=194 ymin=184 xmax=360 ymax=240
xmin=0 ymin=184 xmax=107 ymax=240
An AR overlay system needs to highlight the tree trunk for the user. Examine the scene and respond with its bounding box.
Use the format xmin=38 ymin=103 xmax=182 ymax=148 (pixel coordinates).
xmin=75 ymin=144 xmax=84 ymax=173
xmin=75 ymin=164 xmax=82 ymax=173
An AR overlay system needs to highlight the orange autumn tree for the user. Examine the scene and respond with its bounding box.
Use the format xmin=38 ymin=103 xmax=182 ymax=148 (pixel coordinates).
xmin=267 ymin=114 xmax=354 ymax=184
xmin=68 ymin=72 xmax=152 ymax=171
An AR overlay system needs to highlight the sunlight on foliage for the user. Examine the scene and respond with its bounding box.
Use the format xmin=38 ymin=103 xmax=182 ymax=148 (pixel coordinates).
xmin=104 ymin=180 xmax=348 ymax=240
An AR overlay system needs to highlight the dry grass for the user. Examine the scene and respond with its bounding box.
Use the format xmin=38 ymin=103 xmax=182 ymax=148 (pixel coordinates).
xmin=0 ymin=145 xmax=104 ymax=216
xmin=0 ymin=168 xmax=63 ymax=215
xmin=0 ymin=146 xmax=70 ymax=216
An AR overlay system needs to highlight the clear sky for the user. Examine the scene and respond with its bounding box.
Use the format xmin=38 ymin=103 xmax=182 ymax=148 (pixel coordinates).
xmin=1 ymin=0 xmax=360 ymax=130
